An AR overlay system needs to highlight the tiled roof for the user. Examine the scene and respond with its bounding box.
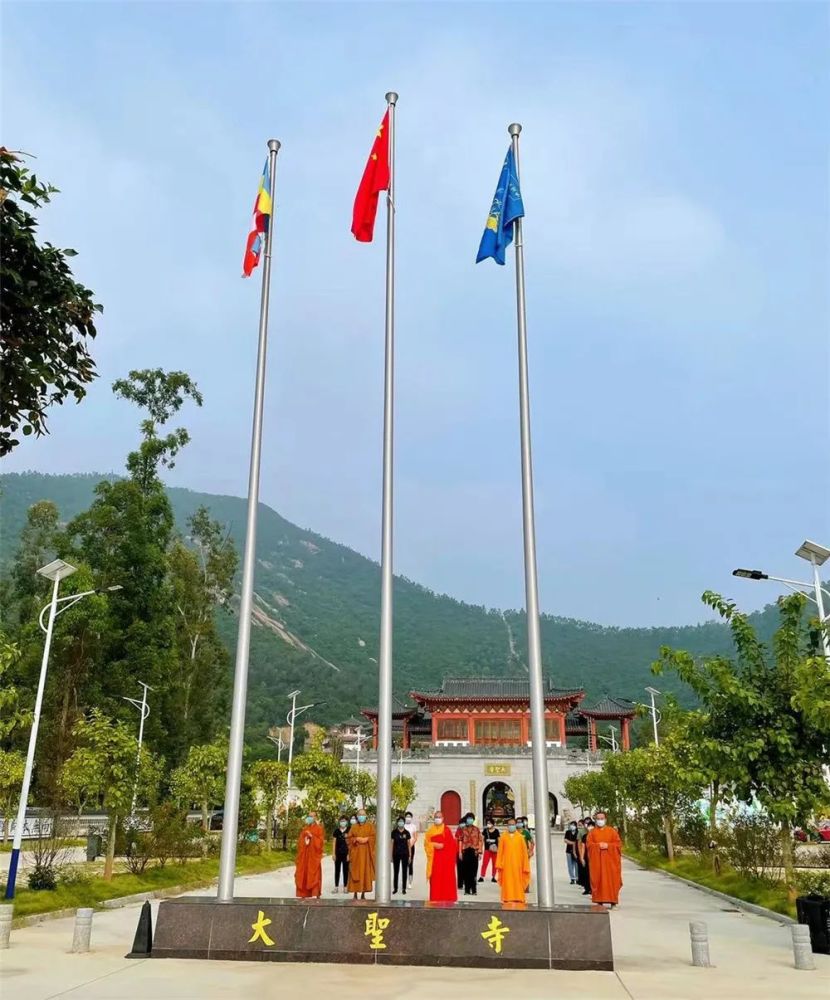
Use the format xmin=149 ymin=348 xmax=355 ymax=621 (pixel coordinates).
xmin=579 ymin=696 xmax=638 ymax=718
xmin=411 ymin=678 xmax=585 ymax=701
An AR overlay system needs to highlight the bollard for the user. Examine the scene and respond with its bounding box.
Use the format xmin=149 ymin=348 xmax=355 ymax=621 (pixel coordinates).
xmin=0 ymin=903 xmax=13 ymax=949
xmin=689 ymin=920 xmax=711 ymax=967
xmin=791 ymin=924 xmax=815 ymax=971
xmin=71 ymin=907 xmax=94 ymax=953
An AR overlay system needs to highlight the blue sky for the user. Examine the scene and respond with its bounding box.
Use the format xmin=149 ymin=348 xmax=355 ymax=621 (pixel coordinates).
xmin=3 ymin=2 xmax=828 ymax=626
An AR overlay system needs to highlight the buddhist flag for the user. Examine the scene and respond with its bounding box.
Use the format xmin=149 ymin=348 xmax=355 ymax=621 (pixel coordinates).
xmin=351 ymin=110 xmax=390 ymax=242
xmin=476 ymin=147 xmax=524 ymax=266
xmin=243 ymin=160 xmax=272 ymax=277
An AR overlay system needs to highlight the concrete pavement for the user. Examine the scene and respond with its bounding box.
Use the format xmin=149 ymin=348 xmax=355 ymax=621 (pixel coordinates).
xmin=1 ymin=836 xmax=827 ymax=999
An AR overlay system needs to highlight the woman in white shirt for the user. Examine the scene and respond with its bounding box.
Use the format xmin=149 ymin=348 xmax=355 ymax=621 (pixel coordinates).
xmin=404 ymin=811 xmax=418 ymax=889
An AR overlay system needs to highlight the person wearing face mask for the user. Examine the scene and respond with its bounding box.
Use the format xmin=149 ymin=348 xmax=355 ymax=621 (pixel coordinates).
xmin=346 ymin=809 xmax=376 ymax=900
xmin=391 ymin=816 xmax=412 ymax=895
xmin=495 ymin=818 xmax=531 ymax=904
xmin=478 ymin=818 xmax=499 ymax=883
xmin=332 ymin=815 xmax=350 ymax=893
xmin=564 ymin=820 xmax=580 ymax=884
xmin=403 ymin=811 xmax=418 ymax=889
xmin=295 ymin=810 xmax=324 ymax=899
xmin=424 ymin=810 xmax=458 ymax=902
xmin=577 ymin=818 xmax=593 ymax=895
xmin=585 ymin=811 xmax=622 ymax=907
xmin=456 ymin=813 xmax=484 ymax=895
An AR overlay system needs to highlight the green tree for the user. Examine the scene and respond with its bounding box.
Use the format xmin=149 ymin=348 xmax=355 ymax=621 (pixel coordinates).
xmin=169 ymin=738 xmax=228 ymax=831
xmin=0 ymin=149 xmax=102 ymax=454
xmin=0 ymin=749 xmax=25 ymax=843
xmin=59 ymin=709 xmax=162 ymax=879
xmin=391 ymin=775 xmax=416 ymax=816
xmin=654 ymin=591 xmax=830 ymax=896
xmin=167 ymin=506 xmax=236 ymax=757
xmin=249 ymin=759 xmax=288 ymax=851
xmin=64 ymin=369 xmax=202 ymax=763
xmin=0 ymin=630 xmax=31 ymax=741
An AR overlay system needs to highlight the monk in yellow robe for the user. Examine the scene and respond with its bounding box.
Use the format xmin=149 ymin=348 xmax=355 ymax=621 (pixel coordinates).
xmin=495 ymin=819 xmax=531 ymax=905
xmin=295 ymin=811 xmax=324 ymax=898
xmin=585 ymin=811 xmax=622 ymax=906
xmin=347 ymin=809 xmax=376 ymax=899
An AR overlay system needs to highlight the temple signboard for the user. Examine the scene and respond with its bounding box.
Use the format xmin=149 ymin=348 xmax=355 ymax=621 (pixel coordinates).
xmin=484 ymin=764 xmax=511 ymax=776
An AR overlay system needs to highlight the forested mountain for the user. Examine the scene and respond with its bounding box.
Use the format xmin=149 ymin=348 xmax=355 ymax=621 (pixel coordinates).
xmin=1 ymin=472 xmax=787 ymax=752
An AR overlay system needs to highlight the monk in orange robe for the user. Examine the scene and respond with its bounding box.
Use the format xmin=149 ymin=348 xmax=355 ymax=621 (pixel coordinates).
xmin=346 ymin=809 xmax=376 ymax=899
xmin=295 ymin=810 xmax=324 ymax=898
xmin=585 ymin=810 xmax=622 ymax=906
xmin=495 ymin=819 xmax=531 ymax=905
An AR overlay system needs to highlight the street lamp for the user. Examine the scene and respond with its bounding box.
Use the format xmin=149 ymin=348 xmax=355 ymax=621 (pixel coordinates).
xmin=285 ymin=691 xmax=323 ymax=790
xmin=5 ymin=561 xmax=122 ymax=899
xmin=122 ymin=681 xmax=152 ymax=821
xmin=353 ymin=726 xmax=369 ymax=807
xmin=645 ymin=687 xmax=661 ymax=746
xmin=597 ymin=726 xmax=618 ymax=753
xmin=733 ymin=538 xmax=830 ymax=658
xmin=266 ymin=731 xmax=287 ymax=761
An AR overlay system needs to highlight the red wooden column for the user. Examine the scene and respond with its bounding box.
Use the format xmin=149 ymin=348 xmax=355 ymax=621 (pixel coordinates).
xmin=558 ymin=714 xmax=566 ymax=746
xmin=588 ymin=718 xmax=597 ymax=752
xmin=621 ymin=717 xmax=631 ymax=751
xmin=402 ymin=717 xmax=410 ymax=750
xmin=467 ymin=715 xmax=475 ymax=745
xmin=372 ymin=718 xmax=378 ymax=750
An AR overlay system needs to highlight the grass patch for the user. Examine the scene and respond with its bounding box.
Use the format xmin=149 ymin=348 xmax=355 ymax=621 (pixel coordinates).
xmin=2 ymin=849 xmax=292 ymax=920
xmin=625 ymin=846 xmax=796 ymax=919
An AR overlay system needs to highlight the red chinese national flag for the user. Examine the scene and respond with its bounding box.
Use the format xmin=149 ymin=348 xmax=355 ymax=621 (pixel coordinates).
xmin=351 ymin=110 xmax=390 ymax=242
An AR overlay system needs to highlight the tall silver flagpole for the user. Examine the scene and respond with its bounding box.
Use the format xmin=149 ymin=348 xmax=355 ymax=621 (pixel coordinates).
xmin=374 ymin=90 xmax=398 ymax=904
xmin=218 ymin=137 xmax=281 ymax=902
xmin=509 ymin=122 xmax=555 ymax=907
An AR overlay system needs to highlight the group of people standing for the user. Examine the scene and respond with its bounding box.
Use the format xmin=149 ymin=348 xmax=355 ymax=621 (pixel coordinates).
xmin=563 ymin=810 xmax=623 ymax=907
xmin=295 ymin=806 xmax=622 ymax=910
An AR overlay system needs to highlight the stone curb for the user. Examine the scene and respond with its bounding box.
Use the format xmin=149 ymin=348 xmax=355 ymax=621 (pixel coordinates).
xmin=624 ymin=854 xmax=795 ymax=925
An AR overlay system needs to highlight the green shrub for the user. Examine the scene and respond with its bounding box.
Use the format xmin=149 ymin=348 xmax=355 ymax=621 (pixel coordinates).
xmin=27 ymin=863 xmax=58 ymax=891
xmin=797 ymin=870 xmax=830 ymax=897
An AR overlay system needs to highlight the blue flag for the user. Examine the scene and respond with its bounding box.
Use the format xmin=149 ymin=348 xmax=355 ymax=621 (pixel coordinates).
xmin=476 ymin=147 xmax=524 ymax=265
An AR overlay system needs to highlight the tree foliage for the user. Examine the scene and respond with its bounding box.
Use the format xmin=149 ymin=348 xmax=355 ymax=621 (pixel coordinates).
xmin=0 ymin=148 xmax=102 ymax=454
xmin=59 ymin=708 xmax=162 ymax=879
xmin=653 ymin=591 xmax=830 ymax=892
xmin=169 ymin=738 xmax=228 ymax=830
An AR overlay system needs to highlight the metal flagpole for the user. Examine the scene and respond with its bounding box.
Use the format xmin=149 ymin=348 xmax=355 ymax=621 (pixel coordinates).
xmin=217 ymin=137 xmax=281 ymax=902
xmin=508 ymin=122 xmax=554 ymax=907
xmin=374 ymin=90 xmax=398 ymax=904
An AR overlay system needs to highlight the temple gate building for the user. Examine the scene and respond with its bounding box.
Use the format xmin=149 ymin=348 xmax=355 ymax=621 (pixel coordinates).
xmin=346 ymin=678 xmax=636 ymax=828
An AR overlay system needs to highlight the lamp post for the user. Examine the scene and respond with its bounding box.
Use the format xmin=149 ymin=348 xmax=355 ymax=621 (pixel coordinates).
xmin=5 ymin=561 xmax=122 ymax=899
xmin=122 ymin=681 xmax=152 ymax=821
xmin=354 ymin=726 xmax=369 ymax=807
xmin=645 ymin=687 xmax=661 ymax=746
xmin=597 ymin=727 xmax=618 ymax=753
xmin=733 ymin=539 xmax=830 ymax=659
xmin=286 ymin=691 xmax=319 ymax=791
xmin=266 ymin=731 xmax=286 ymax=761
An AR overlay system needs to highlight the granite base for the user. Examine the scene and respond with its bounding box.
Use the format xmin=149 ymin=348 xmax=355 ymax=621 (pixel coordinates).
xmin=147 ymin=896 xmax=613 ymax=971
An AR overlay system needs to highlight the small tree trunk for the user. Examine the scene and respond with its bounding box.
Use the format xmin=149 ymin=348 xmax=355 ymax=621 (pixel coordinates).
xmin=2 ymin=815 xmax=9 ymax=844
xmin=780 ymin=822 xmax=797 ymax=903
xmin=663 ymin=814 xmax=675 ymax=862
xmin=708 ymin=780 xmax=720 ymax=834
xmin=265 ymin=805 xmax=273 ymax=852
xmin=201 ymin=801 xmax=209 ymax=832
xmin=620 ymin=800 xmax=628 ymax=839
xmin=104 ymin=814 xmax=117 ymax=881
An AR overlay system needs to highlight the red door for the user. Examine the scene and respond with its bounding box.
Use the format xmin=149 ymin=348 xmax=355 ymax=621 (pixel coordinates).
xmin=440 ymin=790 xmax=462 ymax=826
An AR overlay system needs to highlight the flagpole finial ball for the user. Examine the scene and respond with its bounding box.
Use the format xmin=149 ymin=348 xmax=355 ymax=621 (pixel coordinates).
xmin=267 ymin=139 xmax=281 ymax=153
xmin=508 ymin=123 xmax=522 ymax=137
xmin=385 ymin=92 xmax=399 ymax=106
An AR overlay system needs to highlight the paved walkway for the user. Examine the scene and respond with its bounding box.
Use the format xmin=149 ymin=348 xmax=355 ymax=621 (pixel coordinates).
xmin=2 ymin=837 xmax=828 ymax=999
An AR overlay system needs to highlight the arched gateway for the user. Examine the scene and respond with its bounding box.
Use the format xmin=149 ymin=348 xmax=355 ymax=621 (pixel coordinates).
xmin=482 ymin=780 xmax=516 ymax=821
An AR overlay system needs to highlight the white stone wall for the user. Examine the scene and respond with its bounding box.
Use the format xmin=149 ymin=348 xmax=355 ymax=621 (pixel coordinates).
xmin=345 ymin=750 xmax=604 ymax=829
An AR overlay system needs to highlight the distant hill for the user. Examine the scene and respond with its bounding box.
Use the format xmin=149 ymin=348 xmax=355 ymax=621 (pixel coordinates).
xmin=0 ymin=472 xmax=786 ymax=743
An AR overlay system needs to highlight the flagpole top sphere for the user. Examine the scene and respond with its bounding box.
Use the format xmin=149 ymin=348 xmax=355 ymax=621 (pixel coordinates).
xmin=508 ymin=123 xmax=522 ymax=137
xmin=267 ymin=139 xmax=281 ymax=153
xmin=385 ymin=92 xmax=399 ymax=106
